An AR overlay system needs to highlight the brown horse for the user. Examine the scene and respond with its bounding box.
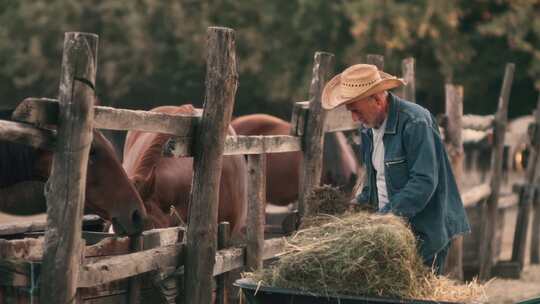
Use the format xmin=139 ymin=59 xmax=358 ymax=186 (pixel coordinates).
xmin=231 ymin=114 xmax=358 ymax=206
xmin=0 ymin=110 xmax=148 ymax=236
xmin=123 ymin=105 xmax=247 ymax=236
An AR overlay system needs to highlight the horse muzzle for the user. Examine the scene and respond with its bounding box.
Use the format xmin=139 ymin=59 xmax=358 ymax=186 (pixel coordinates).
xmin=111 ymin=208 xmax=145 ymax=236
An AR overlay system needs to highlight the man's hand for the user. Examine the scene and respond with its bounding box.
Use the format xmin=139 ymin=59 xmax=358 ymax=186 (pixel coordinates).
xmin=348 ymin=200 xmax=376 ymax=213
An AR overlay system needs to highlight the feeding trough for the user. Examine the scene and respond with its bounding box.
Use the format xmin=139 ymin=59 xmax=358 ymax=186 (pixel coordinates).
xmin=235 ymin=278 xmax=462 ymax=304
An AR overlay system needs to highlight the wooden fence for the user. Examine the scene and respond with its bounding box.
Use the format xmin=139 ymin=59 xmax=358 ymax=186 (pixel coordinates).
xmin=0 ymin=29 xmax=539 ymax=304
xmin=0 ymin=29 xmax=349 ymax=304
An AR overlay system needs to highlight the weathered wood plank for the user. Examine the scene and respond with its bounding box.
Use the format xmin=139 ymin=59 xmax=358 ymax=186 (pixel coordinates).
xmin=401 ymin=57 xmax=416 ymax=103
xmin=531 ymin=195 xmax=540 ymax=264
xmin=478 ymin=63 xmax=514 ymax=281
xmin=163 ymin=134 xmax=301 ymax=157
xmin=292 ymin=101 xmax=361 ymax=133
xmin=443 ymin=84 xmax=464 ymax=281
xmin=216 ymin=222 xmax=230 ymax=304
xmin=290 ymin=101 xmax=305 ymax=136
xmin=78 ymin=244 xmax=183 ymax=288
xmin=462 ymin=183 xmax=491 ymax=208
xmin=0 ymin=119 xmax=56 ymax=150
xmin=462 ymin=114 xmax=494 ymax=131
xmin=213 ymin=237 xmax=286 ymax=276
xmin=0 ymin=259 xmax=40 ymax=287
xmin=12 ymin=97 xmax=201 ymax=137
xmin=184 ymin=26 xmax=238 ymax=304
xmin=0 ymin=215 xmax=101 ymax=237
xmin=127 ymin=236 xmax=143 ymax=304
xmin=0 ymin=227 xmax=183 ymax=262
xmin=0 ymin=237 xmax=287 ymax=289
xmin=531 ymin=93 xmax=540 ymax=264
xmin=0 ymin=238 xmax=44 ymax=262
xmin=40 ymin=32 xmax=99 ymax=303
xmin=246 ymin=154 xmax=266 ymax=271
xmin=298 ymin=52 xmax=334 ymax=219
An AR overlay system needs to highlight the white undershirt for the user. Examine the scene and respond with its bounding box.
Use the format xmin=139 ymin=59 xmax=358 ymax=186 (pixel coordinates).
xmin=372 ymin=118 xmax=388 ymax=210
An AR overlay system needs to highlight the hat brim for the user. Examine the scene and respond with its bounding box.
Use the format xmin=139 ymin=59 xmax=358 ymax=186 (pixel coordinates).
xmin=322 ymin=71 xmax=406 ymax=110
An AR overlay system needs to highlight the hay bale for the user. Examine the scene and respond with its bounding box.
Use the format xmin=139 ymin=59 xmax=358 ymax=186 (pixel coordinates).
xmin=248 ymin=212 xmax=485 ymax=303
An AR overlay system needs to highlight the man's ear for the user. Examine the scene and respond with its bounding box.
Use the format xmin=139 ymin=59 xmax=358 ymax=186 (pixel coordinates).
xmin=374 ymin=92 xmax=388 ymax=107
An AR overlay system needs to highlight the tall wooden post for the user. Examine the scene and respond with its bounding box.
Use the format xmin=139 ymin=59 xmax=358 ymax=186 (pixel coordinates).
xmin=366 ymin=54 xmax=384 ymax=70
xmin=246 ymin=154 xmax=266 ymax=271
xmin=40 ymin=32 xmax=98 ymax=303
xmin=478 ymin=63 xmax=515 ymax=281
xmin=531 ymin=93 xmax=540 ymax=264
xmin=216 ymin=222 xmax=230 ymax=304
xmin=512 ymin=93 xmax=540 ymax=267
xmin=402 ymin=57 xmax=416 ymax=103
xmin=298 ymin=52 xmax=334 ymax=219
xmin=183 ymin=27 xmax=238 ymax=304
xmin=443 ymin=84 xmax=464 ymax=280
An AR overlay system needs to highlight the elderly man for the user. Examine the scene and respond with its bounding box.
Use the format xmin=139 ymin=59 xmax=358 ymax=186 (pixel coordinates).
xmin=322 ymin=64 xmax=470 ymax=274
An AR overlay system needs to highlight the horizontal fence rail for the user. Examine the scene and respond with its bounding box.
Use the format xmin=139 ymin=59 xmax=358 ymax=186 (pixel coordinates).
xmin=462 ymin=114 xmax=494 ymax=131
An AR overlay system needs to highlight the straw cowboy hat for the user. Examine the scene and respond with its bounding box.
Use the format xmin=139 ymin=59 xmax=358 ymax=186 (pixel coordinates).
xmin=322 ymin=64 xmax=406 ymax=110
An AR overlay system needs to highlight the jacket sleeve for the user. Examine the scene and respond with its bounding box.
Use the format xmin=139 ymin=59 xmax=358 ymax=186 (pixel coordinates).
xmin=380 ymin=119 xmax=438 ymax=218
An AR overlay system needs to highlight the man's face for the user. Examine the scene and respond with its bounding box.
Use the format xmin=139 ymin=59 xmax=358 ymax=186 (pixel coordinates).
xmin=345 ymin=93 xmax=386 ymax=128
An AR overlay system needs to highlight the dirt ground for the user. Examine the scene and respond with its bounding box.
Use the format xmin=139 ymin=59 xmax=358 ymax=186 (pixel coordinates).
xmin=483 ymin=206 xmax=540 ymax=304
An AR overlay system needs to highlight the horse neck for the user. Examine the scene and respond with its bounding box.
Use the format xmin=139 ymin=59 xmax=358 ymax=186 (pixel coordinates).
xmin=132 ymin=133 xmax=171 ymax=180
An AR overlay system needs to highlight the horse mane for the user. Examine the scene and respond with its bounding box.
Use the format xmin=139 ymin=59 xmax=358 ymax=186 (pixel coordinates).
xmin=132 ymin=104 xmax=197 ymax=180
xmin=0 ymin=110 xmax=42 ymax=187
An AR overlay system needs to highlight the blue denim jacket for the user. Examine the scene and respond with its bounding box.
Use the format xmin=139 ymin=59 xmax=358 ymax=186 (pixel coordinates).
xmin=356 ymin=93 xmax=470 ymax=260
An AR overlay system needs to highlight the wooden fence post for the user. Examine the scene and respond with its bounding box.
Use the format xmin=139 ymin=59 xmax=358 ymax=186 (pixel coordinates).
xmin=512 ymin=93 xmax=540 ymax=267
xmin=183 ymin=26 xmax=238 ymax=304
xmin=478 ymin=63 xmax=515 ymax=281
xmin=40 ymin=32 xmax=98 ymax=303
xmin=298 ymin=52 xmax=334 ymax=219
xmin=366 ymin=54 xmax=384 ymax=70
xmin=443 ymin=84 xmax=464 ymax=280
xmin=402 ymin=57 xmax=416 ymax=103
xmin=246 ymin=154 xmax=266 ymax=271
xmin=216 ymin=222 xmax=230 ymax=304
xmin=128 ymin=236 xmax=143 ymax=304
xmin=531 ymin=93 xmax=540 ymax=264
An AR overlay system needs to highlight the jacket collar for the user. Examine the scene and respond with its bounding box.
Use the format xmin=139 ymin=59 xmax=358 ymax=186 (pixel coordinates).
xmin=384 ymin=92 xmax=399 ymax=135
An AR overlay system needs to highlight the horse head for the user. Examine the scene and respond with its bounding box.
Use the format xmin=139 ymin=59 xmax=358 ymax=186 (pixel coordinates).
xmin=83 ymin=130 xmax=148 ymax=236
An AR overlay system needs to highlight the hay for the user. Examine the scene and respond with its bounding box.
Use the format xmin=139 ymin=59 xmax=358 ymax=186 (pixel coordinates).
xmin=248 ymin=203 xmax=486 ymax=302
xmin=252 ymin=212 xmax=429 ymax=298
xmin=304 ymin=184 xmax=352 ymax=216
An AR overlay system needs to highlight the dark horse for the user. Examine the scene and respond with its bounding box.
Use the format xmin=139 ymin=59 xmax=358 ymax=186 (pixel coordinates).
xmin=231 ymin=114 xmax=358 ymax=206
xmin=123 ymin=105 xmax=247 ymax=236
xmin=0 ymin=110 xmax=147 ymax=236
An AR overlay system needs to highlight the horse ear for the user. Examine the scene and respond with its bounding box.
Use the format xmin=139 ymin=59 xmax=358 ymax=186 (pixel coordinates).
xmin=132 ymin=168 xmax=156 ymax=201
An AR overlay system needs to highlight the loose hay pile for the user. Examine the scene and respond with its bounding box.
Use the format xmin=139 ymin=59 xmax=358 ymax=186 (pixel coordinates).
xmin=247 ymin=186 xmax=486 ymax=303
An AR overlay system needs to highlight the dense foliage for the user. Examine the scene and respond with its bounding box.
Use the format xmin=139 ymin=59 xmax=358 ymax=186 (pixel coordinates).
xmin=0 ymin=0 xmax=538 ymax=119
